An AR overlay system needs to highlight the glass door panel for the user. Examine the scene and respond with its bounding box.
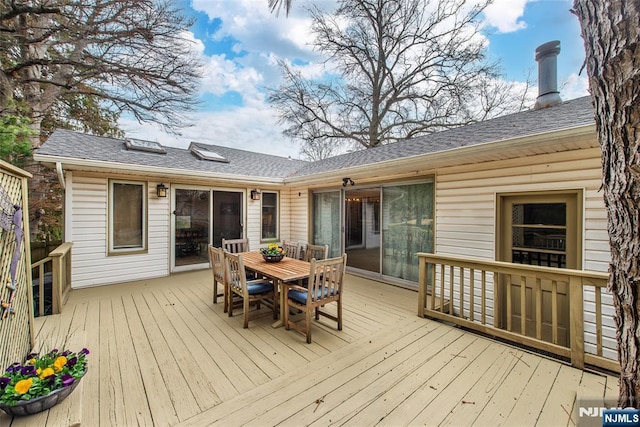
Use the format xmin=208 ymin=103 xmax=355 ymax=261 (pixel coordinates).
xmin=212 ymin=191 xmax=243 ymax=247
xmin=174 ymin=189 xmax=210 ymax=267
xmin=312 ymin=191 xmax=341 ymax=258
xmin=511 ymin=202 xmax=567 ymax=268
xmin=382 ymin=182 xmax=434 ymax=282
xmin=345 ymin=189 xmax=380 ymax=272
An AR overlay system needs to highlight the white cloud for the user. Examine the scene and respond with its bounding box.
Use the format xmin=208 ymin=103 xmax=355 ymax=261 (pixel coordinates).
xmin=483 ymin=0 xmax=529 ymax=33
xmin=192 ymin=0 xmax=324 ymax=59
xmin=560 ymin=72 xmax=590 ymax=100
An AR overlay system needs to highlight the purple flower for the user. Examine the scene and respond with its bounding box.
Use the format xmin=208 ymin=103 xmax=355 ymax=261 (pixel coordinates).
xmin=61 ymin=350 xmax=71 ymax=357
xmin=79 ymin=348 xmax=90 ymax=356
xmin=0 ymin=377 xmax=10 ymax=389
xmin=67 ymin=356 xmax=77 ymax=368
xmin=6 ymin=362 xmax=21 ymax=373
xmin=46 ymin=374 xmax=56 ymax=387
xmin=21 ymin=365 xmax=36 ymax=376
xmin=61 ymin=374 xmax=75 ymax=387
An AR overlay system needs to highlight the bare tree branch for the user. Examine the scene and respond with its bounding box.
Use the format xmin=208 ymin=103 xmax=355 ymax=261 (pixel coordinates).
xmin=269 ymin=0 xmax=532 ymax=158
xmin=0 ymin=0 xmax=203 ymax=146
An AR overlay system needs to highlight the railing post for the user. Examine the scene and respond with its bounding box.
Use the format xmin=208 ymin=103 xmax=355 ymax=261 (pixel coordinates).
xmin=569 ymin=275 xmax=585 ymax=369
xmin=49 ymin=242 xmax=73 ymax=314
xmin=418 ymin=255 xmax=426 ymax=317
xmin=65 ymin=250 xmax=72 ymax=304
xmin=51 ymin=254 xmax=63 ymax=314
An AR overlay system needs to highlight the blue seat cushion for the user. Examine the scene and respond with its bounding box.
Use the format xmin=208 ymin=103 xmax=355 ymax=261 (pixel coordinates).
xmin=246 ymin=281 xmax=273 ymax=295
xmin=288 ymin=287 xmax=339 ymax=304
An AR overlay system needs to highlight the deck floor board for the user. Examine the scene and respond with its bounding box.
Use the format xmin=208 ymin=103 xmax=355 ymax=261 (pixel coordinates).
xmin=11 ymin=270 xmax=616 ymax=427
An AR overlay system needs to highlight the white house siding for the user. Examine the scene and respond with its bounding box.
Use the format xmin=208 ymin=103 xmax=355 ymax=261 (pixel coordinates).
xmin=245 ymin=189 xmax=262 ymax=249
xmin=69 ymin=174 xmax=170 ymax=288
xmin=244 ymin=186 xmax=292 ymax=249
xmin=434 ymin=146 xmax=614 ymax=359
xmin=287 ymin=187 xmax=310 ymax=245
xmin=279 ymin=187 xmax=293 ymax=244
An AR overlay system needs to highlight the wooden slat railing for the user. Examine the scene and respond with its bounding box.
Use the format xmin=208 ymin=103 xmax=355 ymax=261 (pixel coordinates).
xmin=30 ymin=242 xmax=73 ymax=316
xmin=417 ymin=253 xmax=617 ymax=372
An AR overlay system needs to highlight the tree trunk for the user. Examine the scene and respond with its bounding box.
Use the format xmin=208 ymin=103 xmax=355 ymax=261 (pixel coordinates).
xmin=573 ymin=0 xmax=640 ymax=408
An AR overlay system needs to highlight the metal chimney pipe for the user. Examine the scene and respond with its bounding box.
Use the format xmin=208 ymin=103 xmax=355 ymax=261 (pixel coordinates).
xmin=534 ymin=40 xmax=562 ymax=109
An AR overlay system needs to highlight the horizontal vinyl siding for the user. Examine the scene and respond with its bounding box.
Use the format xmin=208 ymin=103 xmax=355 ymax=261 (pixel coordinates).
xmin=289 ymin=187 xmax=309 ymax=245
xmin=246 ymin=190 xmax=261 ymax=249
xmin=435 ymin=146 xmax=613 ymax=360
xmin=279 ymin=187 xmax=292 ymax=243
xmin=436 ymin=148 xmax=607 ymax=268
xmin=70 ymin=175 xmax=169 ymax=288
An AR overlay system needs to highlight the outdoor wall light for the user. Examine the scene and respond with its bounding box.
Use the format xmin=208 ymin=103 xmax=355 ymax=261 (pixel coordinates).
xmin=342 ymin=177 xmax=355 ymax=187
xmin=156 ymin=183 xmax=168 ymax=198
xmin=250 ymin=189 xmax=261 ymax=200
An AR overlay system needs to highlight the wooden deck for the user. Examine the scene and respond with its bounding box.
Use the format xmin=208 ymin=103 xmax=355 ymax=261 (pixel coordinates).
xmin=2 ymin=270 xmax=618 ymax=426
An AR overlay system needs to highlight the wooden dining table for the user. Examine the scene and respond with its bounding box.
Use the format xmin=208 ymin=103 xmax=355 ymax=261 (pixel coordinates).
xmin=240 ymin=251 xmax=311 ymax=327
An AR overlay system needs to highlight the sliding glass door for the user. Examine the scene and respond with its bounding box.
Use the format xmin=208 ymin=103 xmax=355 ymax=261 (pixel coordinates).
xmin=173 ymin=188 xmax=244 ymax=270
xmin=345 ymin=188 xmax=380 ymax=272
xmin=312 ymin=191 xmax=341 ymax=258
xmin=381 ymin=182 xmax=434 ymax=282
xmin=212 ymin=190 xmax=243 ymax=247
xmin=312 ymin=179 xmax=434 ymax=287
xmin=174 ymin=189 xmax=210 ymax=267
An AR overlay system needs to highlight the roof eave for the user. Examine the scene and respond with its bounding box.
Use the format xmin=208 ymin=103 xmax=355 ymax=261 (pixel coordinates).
xmin=284 ymin=124 xmax=598 ymax=186
xmin=33 ymin=154 xmax=286 ymax=186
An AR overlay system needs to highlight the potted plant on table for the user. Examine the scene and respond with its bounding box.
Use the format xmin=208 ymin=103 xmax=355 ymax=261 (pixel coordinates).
xmin=0 ymin=348 xmax=89 ymax=416
xmin=260 ymin=243 xmax=285 ymax=263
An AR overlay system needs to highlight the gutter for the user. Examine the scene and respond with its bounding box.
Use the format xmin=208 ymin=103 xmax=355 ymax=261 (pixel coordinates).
xmin=56 ymin=162 xmax=65 ymax=190
xmin=33 ymin=123 xmax=596 ymax=188
xmin=284 ymin=123 xmax=597 ymax=186
xmin=32 ymin=154 xmax=286 ymax=186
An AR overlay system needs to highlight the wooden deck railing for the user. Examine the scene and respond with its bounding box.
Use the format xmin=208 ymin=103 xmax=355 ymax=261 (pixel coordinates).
xmin=417 ymin=253 xmax=617 ymax=373
xmin=31 ymin=242 xmax=73 ymax=316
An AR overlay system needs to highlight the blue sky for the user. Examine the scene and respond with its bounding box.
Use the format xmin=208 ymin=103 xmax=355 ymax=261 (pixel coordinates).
xmin=121 ymin=0 xmax=589 ymax=159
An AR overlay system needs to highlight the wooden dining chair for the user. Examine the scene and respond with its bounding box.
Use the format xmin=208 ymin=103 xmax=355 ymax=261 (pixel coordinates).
xmin=224 ymin=252 xmax=277 ymax=328
xmin=208 ymin=245 xmax=226 ymax=307
xmin=303 ymin=244 xmax=329 ymax=262
xmin=282 ymin=240 xmax=301 ymax=259
xmin=222 ymin=238 xmax=249 ymax=253
xmin=283 ymin=254 xmax=347 ymax=343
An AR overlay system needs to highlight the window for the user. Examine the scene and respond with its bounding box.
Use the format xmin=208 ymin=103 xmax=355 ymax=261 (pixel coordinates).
xmin=261 ymin=191 xmax=278 ymax=241
xmin=511 ymin=202 xmax=567 ymax=268
xmin=109 ymin=180 xmax=147 ymax=253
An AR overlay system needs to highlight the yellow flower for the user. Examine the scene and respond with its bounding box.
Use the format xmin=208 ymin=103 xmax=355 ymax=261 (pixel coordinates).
xmin=53 ymin=356 xmax=67 ymax=372
xmin=36 ymin=368 xmax=41 ymax=375
xmin=28 ymin=358 xmax=36 ymax=365
xmin=15 ymin=378 xmax=32 ymax=395
xmin=39 ymin=367 xmax=54 ymax=379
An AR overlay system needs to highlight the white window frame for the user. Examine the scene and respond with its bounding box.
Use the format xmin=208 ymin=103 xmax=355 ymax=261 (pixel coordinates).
xmin=261 ymin=191 xmax=279 ymax=242
xmin=108 ymin=179 xmax=147 ymax=255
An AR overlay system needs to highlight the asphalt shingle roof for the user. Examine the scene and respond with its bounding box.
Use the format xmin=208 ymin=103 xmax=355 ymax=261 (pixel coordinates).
xmin=291 ymin=96 xmax=595 ymax=177
xmin=36 ymin=131 xmax=308 ymax=179
xmin=36 ymin=96 xmax=595 ymax=180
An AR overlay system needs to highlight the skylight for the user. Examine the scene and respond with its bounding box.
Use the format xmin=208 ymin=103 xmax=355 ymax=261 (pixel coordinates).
xmin=191 ymin=146 xmax=229 ymax=163
xmin=124 ymin=138 xmax=167 ymax=154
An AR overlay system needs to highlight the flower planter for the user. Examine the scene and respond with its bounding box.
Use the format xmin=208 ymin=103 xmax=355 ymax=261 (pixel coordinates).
xmin=262 ymin=254 xmax=285 ymax=263
xmin=0 ymin=370 xmax=84 ymax=417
